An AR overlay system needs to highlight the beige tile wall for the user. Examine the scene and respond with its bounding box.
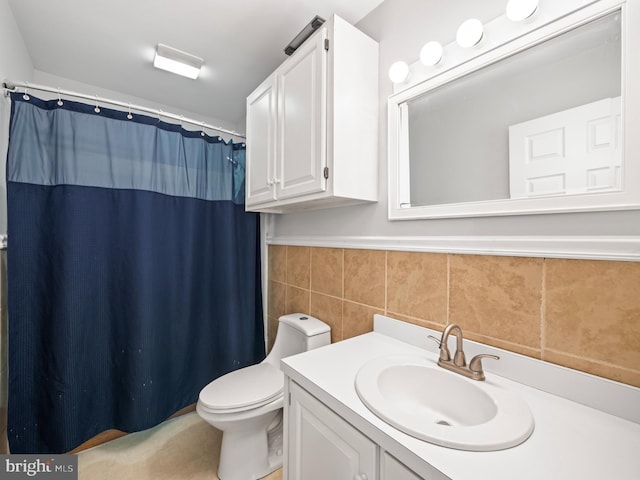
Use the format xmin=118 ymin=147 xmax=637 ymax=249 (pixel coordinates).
xmin=267 ymin=245 xmax=640 ymax=388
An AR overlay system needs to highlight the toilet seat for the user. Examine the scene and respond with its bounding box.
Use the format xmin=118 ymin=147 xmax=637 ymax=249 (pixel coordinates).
xmin=199 ymin=363 xmax=284 ymax=413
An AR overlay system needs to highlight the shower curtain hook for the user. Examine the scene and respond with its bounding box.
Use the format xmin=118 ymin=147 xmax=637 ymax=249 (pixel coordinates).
xmin=57 ymin=88 xmax=63 ymax=106
xmin=179 ymin=115 xmax=185 ymax=129
xmin=22 ymin=81 xmax=30 ymax=101
xmin=200 ymin=121 xmax=206 ymax=137
xmin=127 ymin=103 xmax=133 ymax=120
xmin=94 ymin=95 xmax=101 ymax=113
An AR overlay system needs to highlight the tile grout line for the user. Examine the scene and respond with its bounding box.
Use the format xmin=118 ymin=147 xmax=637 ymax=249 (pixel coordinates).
xmin=544 ymin=346 xmax=640 ymax=373
xmin=341 ymin=248 xmax=345 ymax=341
xmin=307 ymin=247 xmax=311 ymax=314
xmin=284 ymin=246 xmax=288 ymax=318
xmin=446 ymin=254 xmax=451 ymax=325
xmin=540 ymin=258 xmax=547 ymax=358
xmin=384 ymin=250 xmax=388 ymax=316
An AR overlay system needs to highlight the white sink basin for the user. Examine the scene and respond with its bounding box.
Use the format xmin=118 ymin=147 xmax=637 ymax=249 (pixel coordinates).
xmin=355 ymin=355 xmax=534 ymax=451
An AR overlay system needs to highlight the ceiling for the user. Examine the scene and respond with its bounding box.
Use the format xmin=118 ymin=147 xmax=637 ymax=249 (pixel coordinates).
xmin=8 ymin=0 xmax=385 ymax=130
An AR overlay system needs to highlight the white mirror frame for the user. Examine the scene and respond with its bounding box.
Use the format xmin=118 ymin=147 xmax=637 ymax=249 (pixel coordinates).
xmin=388 ymin=0 xmax=640 ymax=220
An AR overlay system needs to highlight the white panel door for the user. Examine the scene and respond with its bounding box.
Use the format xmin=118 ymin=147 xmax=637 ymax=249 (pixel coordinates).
xmin=287 ymin=382 xmax=377 ymax=480
xmin=276 ymin=28 xmax=328 ymax=200
xmin=246 ymin=73 xmax=277 ymax=205
xmin=380 ymin=452 xmax=423 ymax=480
xmin=509 ymin=97 xmax=621 ymax=198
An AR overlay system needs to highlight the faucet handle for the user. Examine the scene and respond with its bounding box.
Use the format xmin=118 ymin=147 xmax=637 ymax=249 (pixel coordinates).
xmin=468 ymin=354 xmax=500 ymax=380
xmin=427 ymin=335 xmax=450 ymax=362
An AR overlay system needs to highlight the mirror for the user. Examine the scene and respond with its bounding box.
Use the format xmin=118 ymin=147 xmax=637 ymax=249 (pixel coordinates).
xmin=389 ymin=2 xmax=640 ymax=220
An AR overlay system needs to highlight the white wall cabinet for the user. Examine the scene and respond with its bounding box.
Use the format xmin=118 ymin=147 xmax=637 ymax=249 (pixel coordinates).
xmin=285 ymin=380 xmax=427 ymax=480
xmin=245 ymin=15 xmax=378 ymax=213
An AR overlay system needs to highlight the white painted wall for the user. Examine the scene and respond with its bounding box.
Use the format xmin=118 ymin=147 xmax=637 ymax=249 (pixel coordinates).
xmin=0 ymin=0 xmax=34 ymax=236
xmin=270 ymin=0 xmax=640 ymax=240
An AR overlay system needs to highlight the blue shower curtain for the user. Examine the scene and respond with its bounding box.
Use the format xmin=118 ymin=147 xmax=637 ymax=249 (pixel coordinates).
xmin=6 ymin=93 xmax=264 ymax=454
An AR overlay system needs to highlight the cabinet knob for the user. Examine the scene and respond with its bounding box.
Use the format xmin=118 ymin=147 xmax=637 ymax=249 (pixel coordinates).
xmin=273 ymin=177 xmax=281 ymax=184
xmin=353 ymin=474 xmax=368 ymax=480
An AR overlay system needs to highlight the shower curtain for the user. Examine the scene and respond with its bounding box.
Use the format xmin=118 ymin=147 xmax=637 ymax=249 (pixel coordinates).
xmin=5 ymin=93 xmax=264 ymax=454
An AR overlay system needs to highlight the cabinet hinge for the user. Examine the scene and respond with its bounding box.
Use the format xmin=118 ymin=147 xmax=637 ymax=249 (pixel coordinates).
xmin=324 ymin=39 xmax=329 ymax=51
xmin=324 ymin=167 xmax=329 ymax=179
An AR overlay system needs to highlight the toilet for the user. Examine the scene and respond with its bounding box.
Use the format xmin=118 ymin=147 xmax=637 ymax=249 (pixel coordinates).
xmin=196 ymin=313 xmax=331 ymax=480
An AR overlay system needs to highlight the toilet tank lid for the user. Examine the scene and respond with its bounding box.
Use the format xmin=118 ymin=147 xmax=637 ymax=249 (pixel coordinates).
xmin=279 ymin=313 xmax=330 ymax=336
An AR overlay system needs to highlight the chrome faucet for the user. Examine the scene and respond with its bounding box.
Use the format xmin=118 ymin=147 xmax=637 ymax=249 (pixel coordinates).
xmin=428 ymin=324 xmax=499 ymax=381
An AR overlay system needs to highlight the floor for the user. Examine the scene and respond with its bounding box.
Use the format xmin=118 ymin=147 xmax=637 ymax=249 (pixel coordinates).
xmin=78 ymin=412 xmax=283 ymax=480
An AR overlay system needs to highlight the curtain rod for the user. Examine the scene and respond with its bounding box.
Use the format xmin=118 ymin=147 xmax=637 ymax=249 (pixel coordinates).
xmin=2 ymin=80 xmax=246 ymax=140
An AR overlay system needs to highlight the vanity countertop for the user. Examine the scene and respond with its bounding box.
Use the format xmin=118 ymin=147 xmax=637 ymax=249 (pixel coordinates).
xmin=281 ymin=329 xmax=640 ymax=480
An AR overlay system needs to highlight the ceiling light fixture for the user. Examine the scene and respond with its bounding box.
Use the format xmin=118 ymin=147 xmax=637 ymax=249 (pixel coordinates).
xmin=506 ymin=0 xmax=539 ymax=22
xmin=153 ymin=44 xmax=203 ymax=80
xmin=456 ymin=18 xmax=484 ymax=48
xmin=284 ymin=15 xmax=325 ymax=56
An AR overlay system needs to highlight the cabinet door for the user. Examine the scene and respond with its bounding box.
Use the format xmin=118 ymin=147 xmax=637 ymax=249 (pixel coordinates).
xmin=381 ymin=452 xmax=422 ymax=480
xmin=276 ymin=28 xmax=328 ymax=200
xmin=246 ymin=72 xmax=277 ymax=206
xmin=288 ymin=382 xmax=376 ymax=480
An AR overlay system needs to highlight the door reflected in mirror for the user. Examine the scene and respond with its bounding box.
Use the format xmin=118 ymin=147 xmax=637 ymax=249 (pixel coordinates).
xmin=403 ymin=12 xmax=621 ymax=208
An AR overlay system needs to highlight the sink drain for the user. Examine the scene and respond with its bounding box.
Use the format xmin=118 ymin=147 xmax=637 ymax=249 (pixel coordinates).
xmin=436 ymin=420 xmax=452 ymax=426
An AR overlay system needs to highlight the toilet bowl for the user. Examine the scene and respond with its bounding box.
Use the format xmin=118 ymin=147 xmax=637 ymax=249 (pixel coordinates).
xmin=197 ymin=313 xmax=331 ymax=480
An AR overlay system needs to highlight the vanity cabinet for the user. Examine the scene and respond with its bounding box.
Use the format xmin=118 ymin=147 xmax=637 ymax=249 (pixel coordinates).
xmin=381 ymin=453 xmax=423 ymax=480
xmin=285 ymin=380 xmax=428 ymax=480
xmin=245 ymin=15 xmax=378 ymax=213
xmin=286 ymin=381 xmax=377 ymax=480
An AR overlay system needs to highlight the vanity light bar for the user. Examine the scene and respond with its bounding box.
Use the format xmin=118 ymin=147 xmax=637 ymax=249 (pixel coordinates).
xmin=456 ymin=18 xmax=484 ymax=48
xmin=388 ymin=61 xmax=410 ymax=83
xmin=389 ymin=0 xmax=540 ymax=84
xmin=420 ymin=41 xmax=444 ymax=66
xmin=506 ymin=0 xmax=539 ymax=22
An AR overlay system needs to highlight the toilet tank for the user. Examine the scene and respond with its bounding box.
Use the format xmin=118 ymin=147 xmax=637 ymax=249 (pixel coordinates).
xmin=264 ymin=313 xmax=331 ymax=368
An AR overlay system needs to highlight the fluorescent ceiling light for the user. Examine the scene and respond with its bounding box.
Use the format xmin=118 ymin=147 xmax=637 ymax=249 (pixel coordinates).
xmin=154 ymin=44 xmax=203 ymax=79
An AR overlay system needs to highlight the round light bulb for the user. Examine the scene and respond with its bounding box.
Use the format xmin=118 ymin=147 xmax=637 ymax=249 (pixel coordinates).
xmin=506 ymin=0 xmax=539 ymax=22
xmin=388 ymin=61 xmax=410 ymax=84
xmin=456 ymin=18 xmax=484 ymax=48
xmin=420 ymin=41 xmax=444 ymax=66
